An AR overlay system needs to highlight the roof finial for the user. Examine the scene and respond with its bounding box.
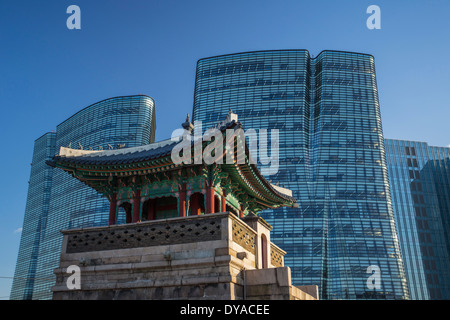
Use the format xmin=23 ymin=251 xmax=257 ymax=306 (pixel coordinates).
xmin=182 ymin=113 xmax=194 ymax=133
xmin=225 ymin=108 xmax=238 ymax=124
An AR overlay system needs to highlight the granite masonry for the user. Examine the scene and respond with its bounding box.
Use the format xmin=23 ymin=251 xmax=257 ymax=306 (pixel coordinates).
xmin=52 ymin=212 xmax=318 ymax=300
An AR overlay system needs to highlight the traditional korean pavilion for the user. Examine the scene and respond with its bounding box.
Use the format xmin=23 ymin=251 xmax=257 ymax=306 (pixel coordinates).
xmin=48 ymin=112 xmax=320 ymax=300
xmin=47 ymin=112 xmax=297 ymax=226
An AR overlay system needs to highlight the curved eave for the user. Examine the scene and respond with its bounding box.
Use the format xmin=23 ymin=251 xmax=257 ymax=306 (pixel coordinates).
xmin=48 ymin=155 xmax=179 ymax=179
xmin=229 ymin=125 xmax=297 ymax=207
xmin=46 ymin=119 xmax=297 ymax=209
xmin=248 ymin=162 xmax=296 ymax=203
xmin=226 ymin=161 xmax=296 ymax=209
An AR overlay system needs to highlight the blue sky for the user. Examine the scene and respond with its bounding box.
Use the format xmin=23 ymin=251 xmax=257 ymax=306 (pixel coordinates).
xmin=0 ymin=0 xmax=449 ymax=299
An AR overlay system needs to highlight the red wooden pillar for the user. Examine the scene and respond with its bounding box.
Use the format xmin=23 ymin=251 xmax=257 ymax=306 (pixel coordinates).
xmin=206 ymin=187 xmax=215 ymax=214
xmin=179 ymin=184 xmax=187 ymax=217
xmin=108 ymin=193 xmax=117 ymax=225
xmin=221 ymin=191 xmax=227 ymax=213
xmin=132 ymin=190 xmax=141 ymax=223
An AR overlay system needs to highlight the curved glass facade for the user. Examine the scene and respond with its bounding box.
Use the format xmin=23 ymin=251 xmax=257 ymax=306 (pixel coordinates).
xmin=192 ymin=50 xmax=409 ymax=299
xmin=386 ymin=139 xmax=450 ymax=299
xmin=10 ymin=133 xmax=56 ymax=300
xmin=11 ymin=95 xmax=156 ymax=300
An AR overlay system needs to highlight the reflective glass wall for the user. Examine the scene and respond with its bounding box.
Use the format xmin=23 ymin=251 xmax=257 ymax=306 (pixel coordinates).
xmin=10 ymin=133 xmax=56 ymax=300
xmin=192 ymin=50 xmax=409 ymax=299
xmin=385 ymin=139 xmax=450 ymax=299
xmin=11 ymin=95 xmax=156 ymax=300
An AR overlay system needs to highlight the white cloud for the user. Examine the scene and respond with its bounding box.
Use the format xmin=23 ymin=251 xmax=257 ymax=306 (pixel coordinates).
xmin=13 ymin=227 xmax=22 ymax=234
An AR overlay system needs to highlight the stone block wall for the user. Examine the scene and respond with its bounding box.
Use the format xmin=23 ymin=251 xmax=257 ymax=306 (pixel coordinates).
xmin=245 ymin=267 xmax=318 ymax=300
xmin=52 ymin=212 xmax=317 ymax=300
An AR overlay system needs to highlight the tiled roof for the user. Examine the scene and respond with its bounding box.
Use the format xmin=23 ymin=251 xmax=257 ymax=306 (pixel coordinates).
xmin=49 ymin=138 xmax=179 ymax=166
xmin=48 ymin=121 xmax=239 ymax=167
xmin=47 ymin=119 xmax=297 ymax=204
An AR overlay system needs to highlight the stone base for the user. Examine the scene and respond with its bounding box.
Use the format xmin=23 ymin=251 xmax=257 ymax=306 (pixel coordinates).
xmin=52 ymin=213 xmax=318 ymax=300
xmin=245 ymin=267 xmax=318 ymax=300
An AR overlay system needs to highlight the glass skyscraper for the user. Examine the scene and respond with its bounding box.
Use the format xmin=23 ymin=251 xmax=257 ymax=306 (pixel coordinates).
xmin=10 ymin=132 xmax=56 ymax=300
xmin=11 ymin=95 xmax=156 ymax=300
xmin=192 ymin=50 xmax=409 ymax=299
xmin=385 ymin=139 xmax=450 ymax=299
